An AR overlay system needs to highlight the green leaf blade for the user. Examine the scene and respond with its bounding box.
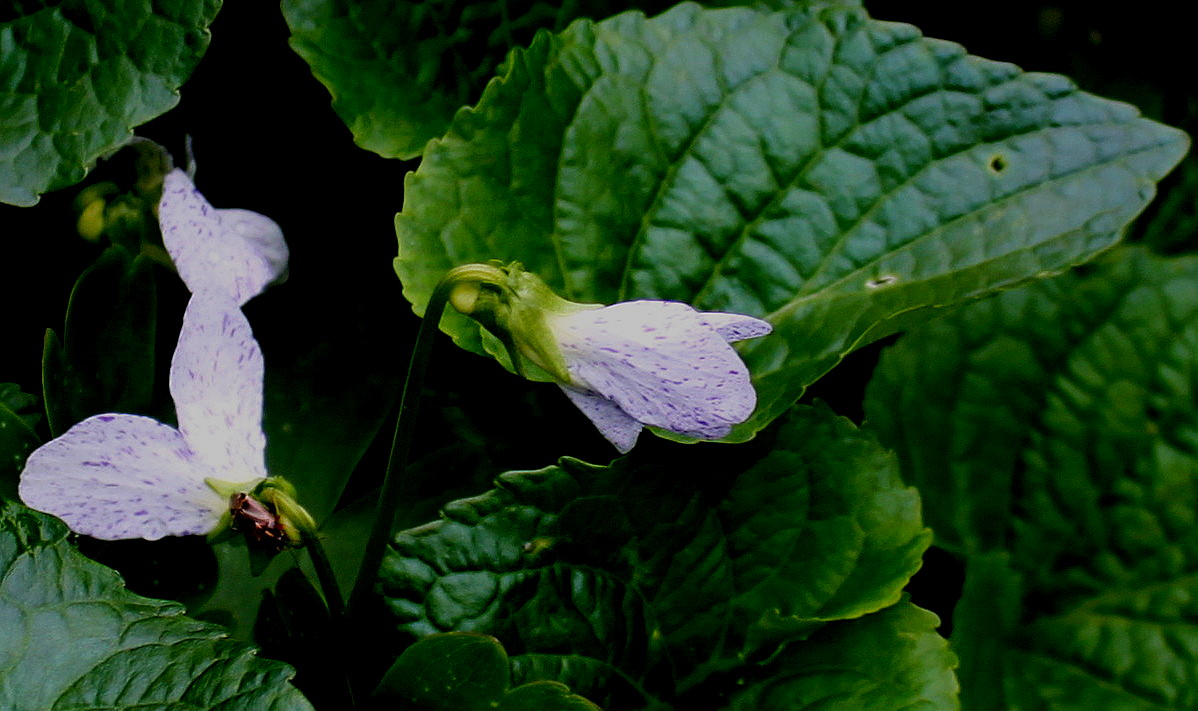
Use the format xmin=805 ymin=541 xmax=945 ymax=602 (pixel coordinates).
xmin=727 ymin=602 xmax=959 ymax=711
xmin=0 ymin=1 xmax=220 ymax=206
xmin=282 ymin=0 xmax=696 ymax=160
xmin=396 ymin=4 xmax=1187 ymax=439
xmin=0 ymin=502 xmax=312 ymax=711
xmin=380 ymin=404 xmax=931 ymax=703
xmin=867 ymin=246 xmax=1198 ymax=708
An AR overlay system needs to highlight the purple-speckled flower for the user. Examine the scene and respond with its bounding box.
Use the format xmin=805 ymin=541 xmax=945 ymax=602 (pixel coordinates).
xmin=158 ymin=168 xmax=288 ymax=305
xmin=18 ymin=171 xmax=285 ymax=540
xmin=19 ymin=292 xmax=268 ymax=539
xmin=549 ymin=301 xmax=771 ymax=453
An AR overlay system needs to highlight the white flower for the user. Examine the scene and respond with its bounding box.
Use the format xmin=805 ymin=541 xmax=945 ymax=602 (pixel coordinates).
xmin=18 ymin=171 xmax=286 ymax=540
xmin=548 ymin=301 xmax=771 ymax=453
xmin=158 ymin=169 xmax=288 ymax=305
xmin=19 ymin=293 xmax=268 ymax=539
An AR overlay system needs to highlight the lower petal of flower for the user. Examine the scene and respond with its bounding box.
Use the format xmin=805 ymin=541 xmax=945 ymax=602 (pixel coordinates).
xmin=559 ymin=385 xmax=643 ymax=454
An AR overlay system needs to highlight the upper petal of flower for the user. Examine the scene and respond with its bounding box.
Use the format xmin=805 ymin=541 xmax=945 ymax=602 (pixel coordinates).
xmin=552 ymin=301 xmax=767 ymax=443
xmin=169 ymin=291 xmax=268 ymax=483
xmin=158 ymin=169 xmax=288 ymax=305
xmin=18 ymin=414 xmax=225 ymax=540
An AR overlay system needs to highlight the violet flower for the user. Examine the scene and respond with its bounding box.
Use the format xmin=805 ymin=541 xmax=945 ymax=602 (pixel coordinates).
xmin=550 ymin=301 xmax=771 ymax=453
xmin=158 ymin=168 xmax=288 ymax=304
xmin=18 ymin=170 xmax=287 ymax=540
xmin=444 ymin=263 xmax=771 ymax=453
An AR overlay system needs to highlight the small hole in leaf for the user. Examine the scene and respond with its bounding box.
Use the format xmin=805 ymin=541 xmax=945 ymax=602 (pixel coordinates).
xmin=988 ymin=154 xmax=1008 ymax=174
xmin=866 ymin=275 xmax=898 ymax=289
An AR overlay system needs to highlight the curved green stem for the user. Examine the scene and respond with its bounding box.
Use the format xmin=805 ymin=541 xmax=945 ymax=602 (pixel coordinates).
xmin=302 ymin=530 xmax=356 ymax=708
xmin=347 ymin=265 xmax=504 ymax=618
xmin=303 ymin=530 xmax=345 ymax=621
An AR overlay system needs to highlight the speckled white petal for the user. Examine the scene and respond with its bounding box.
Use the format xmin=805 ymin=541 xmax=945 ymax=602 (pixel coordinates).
xmin=697 ymin=311 xmax=773 ymax=343
xmin=553 ymin=301 xmax=759 ymax=441
xmin=169 ymin=292 xmax=268 ymax=482
xmin=217 ymin=207 xmax=289 ymax=285
xmin=17 ymin=414 xmax=224 ymax=540
xmin=159 ymin=169 xmax=288 ymax=305
xmin=559 ymin=385 xmax=643 ymax=454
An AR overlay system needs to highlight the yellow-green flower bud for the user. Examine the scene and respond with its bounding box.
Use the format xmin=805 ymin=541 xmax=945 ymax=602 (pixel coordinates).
xmin=257 ymin=477 xmax=317 ymax=547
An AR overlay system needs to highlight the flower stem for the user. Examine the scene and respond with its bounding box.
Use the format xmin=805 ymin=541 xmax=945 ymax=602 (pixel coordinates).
xmin=347 ymin=265 xmax=504 ymax=618
xmin=301 ymin=530 xmax=356 ymax=709
xmin=303 ymin=530 xmax=345 ymax=621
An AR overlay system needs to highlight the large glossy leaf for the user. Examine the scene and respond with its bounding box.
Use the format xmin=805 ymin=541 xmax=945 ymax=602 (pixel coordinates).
xmin=394 ymin=3 xmax=1188 ymax=441
xmin=0 ymin=501 xmax=313 ymax=710
xmin=0 ymin=1 xmax=220 ymax=206
xmin=379 ymin=403 xmax=930 ymax=704
xmin=865 ymin=246 xmax=1198 ymax=709
xmin=282 ymin=0 xmax=832 ymax=160
xmin=282 ymin=0 xmax=673 ymax=160
xmin=725 ymin=602 xmax=958 ymax=711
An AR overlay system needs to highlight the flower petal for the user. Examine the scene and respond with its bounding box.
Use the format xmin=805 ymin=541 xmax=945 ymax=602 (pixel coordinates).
xmin=17 ymin=414 xmax=224 ymax=540
xmin=554 ymin=301 xmax=759 ymax=441
xmin=158 ymin=169 xmax=288 ymax=304
xmin=697 ymin=311 xmax=773 ymax=343
xmin=170 ymin=292 xmax=268 ymax=482
xmin=559 ymin=385 xmax=644 ymax=454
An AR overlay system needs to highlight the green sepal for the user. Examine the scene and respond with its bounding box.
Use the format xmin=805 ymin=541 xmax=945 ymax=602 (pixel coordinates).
xmin=440 ymin=261 xmax=599 ymax=383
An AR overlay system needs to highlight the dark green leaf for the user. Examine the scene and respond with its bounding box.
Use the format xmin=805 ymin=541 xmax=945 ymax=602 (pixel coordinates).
xmin=379 ymin=403 xmax=930 ymax=702
xmin=394 ymin=4 xmax=1187 ymax=441
xmin=376 ymin=632 xmax=510 ymax=710
xmin=0 ymin=1 xmax=220 ymax=206
xmin=282 ymin=0 xmax=802 ymax=160
xmin=375 ymin=632 xmax=602 ymax=710
xmin=0 ymin=384 xmax=40 ymax=500
xmin=256 ymin=568 xmax=352 ymax=710
xmin=866 ymin=246 xmax=1198 ymax=708
xmin=261 ymin=334 xmax=399 ymax=524
xmin=725 ymin=602 xmax=959 ymax=711
xmin=0 ymin=501 xmax=313 ymax=710
xmin=496 ymin=681 xmax=602 ymax=711
xmin=184 ymin=539 xmax=292 ymax=642
xmin=41 ymin=246 xmax=160 ymax=437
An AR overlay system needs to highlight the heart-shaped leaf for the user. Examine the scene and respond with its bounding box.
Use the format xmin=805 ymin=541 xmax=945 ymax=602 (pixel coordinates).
xmin=866 ymin=246 xmax=1198 ymax=709
xmin=379 ymin=403 xmax=930 ymax=704
xmin=0 ymin=1 xmax=220 ymax=206
xmin=394 ymin=4 xmax=1187 ymax=441
xmin=0 ymin=501 xmax=312 ymax=710
xmin=282 ymin=0 xmax=800 ymax=160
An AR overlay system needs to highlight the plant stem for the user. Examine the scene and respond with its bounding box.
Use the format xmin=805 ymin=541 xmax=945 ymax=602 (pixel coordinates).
xmin=303 ymin=530 xmax=346 ymax=621
xmin=346 ymin=277 xmax=456 ymax=618
xmin=302 ymin=530 xmax=356 ymax=709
